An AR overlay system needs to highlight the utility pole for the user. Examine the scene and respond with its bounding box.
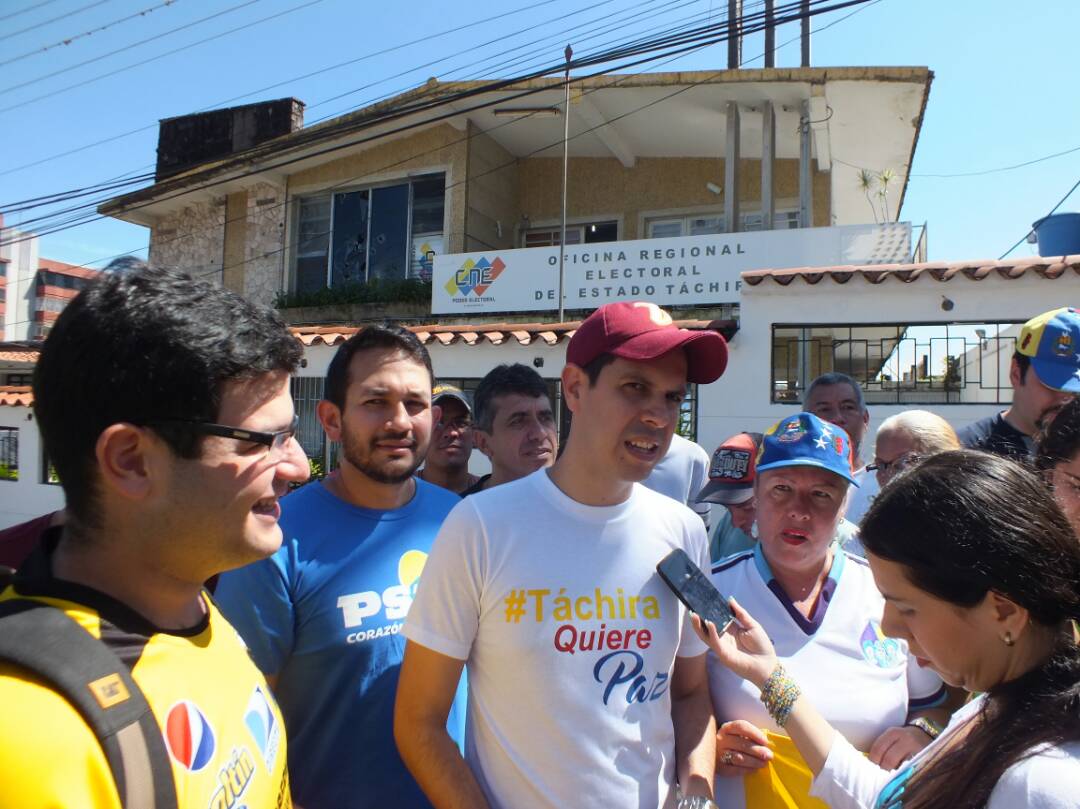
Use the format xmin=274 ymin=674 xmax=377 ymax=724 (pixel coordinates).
xmin=558 ymin=43 xmax=572 ymax=323
xmin=800 ymin=0 xmax=811 ymax=67
xmin=764 ymin=0 xmax=775 ymax=68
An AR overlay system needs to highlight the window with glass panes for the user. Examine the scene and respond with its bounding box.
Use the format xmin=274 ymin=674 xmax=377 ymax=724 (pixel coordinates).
xmin=293 ymin=174 xmax=445 ymax=294
xmin=645 ymin=215 xmax=724 ymax=239
xmin=523 ymin=221 xmax=618 ymax=247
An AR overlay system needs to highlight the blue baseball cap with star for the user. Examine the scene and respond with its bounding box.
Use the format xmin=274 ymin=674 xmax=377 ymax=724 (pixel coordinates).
xmin=1017 ymin=307 xmax=1080 ymax=394
xmin=756 ymin=412 xmax=859 ymax=487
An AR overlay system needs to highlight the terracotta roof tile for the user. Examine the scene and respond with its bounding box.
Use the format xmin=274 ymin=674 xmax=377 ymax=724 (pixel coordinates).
xmin=290 ymin=319 xmax=735 ymax=348
xmin=741 ymin=255 xmax=1080 ymax=286
xmin=0 ymin=386 xmax=33 ymax=407
xmin=0 ymin=349 xmax=39 ymax=363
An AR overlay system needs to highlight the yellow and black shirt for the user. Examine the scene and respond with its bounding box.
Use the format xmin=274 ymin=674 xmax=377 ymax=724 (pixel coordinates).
xmin=0 ymin=543 xmax=291 ymax=809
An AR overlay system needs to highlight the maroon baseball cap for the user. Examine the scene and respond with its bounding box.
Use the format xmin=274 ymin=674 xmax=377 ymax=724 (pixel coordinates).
xmin=566 ymin=302 xmax=728 ymax=383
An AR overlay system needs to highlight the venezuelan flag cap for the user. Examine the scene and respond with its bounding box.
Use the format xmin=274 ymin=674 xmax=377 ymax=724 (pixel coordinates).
xmin=756 ymin=412 xmax=859 ymax=487
xmin=1017 ymin=307 xmax=1080 ymax=393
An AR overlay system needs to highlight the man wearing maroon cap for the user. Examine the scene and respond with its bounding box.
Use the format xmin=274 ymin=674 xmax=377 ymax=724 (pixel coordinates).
xmin=396 ymin=301 xmax=726 ymax=809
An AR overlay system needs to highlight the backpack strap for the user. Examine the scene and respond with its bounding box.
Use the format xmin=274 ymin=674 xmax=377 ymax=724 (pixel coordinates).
xmin=0 ymin=595 xmax=178 ymax=809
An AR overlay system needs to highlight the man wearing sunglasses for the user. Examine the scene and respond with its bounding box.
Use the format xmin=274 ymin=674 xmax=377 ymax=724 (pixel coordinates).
xmin=0 ymin=266 xmax=306 ymax=808
xmin=216 ymin=324 xmax=465 ymax=809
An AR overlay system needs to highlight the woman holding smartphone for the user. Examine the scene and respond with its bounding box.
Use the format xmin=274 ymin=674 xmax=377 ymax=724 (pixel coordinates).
xmin=706 ymin=413 xmax=948 ymax=809
xmin=699 ymin=450 xmax=1080 ymax=809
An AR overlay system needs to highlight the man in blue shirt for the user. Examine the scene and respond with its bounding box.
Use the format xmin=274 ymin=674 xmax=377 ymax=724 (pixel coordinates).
xmin=216 ymin=325 xmax=464 ymax=809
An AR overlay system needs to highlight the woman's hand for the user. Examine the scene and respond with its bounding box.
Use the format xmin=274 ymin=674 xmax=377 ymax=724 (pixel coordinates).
xmin=692 ymin=597 xmax=778 ymax=688
xmin=868 ymin=725 xmax=932 ymax=770
xmin=714 ymin=720 xmax=774 ymax=776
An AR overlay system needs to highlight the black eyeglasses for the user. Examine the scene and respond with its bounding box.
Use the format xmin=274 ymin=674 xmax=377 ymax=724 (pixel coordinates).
xmin=868 ymin=451 xmax=922 ymax=476
xmin=152 ymin=414 xmax=300 ymax=458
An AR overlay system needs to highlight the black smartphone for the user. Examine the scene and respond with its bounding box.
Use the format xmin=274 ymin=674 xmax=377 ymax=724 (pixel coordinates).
xmin=656 ymin=548 xmax=735 ymax=634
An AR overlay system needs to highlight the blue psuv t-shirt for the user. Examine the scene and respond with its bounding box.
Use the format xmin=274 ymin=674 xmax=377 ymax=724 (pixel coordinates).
xmin=216 ymin=478 xmax=465 ymax=809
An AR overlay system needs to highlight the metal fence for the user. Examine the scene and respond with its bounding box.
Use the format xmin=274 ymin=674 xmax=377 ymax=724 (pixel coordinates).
xmin=290 ymin=376 xmax=340 ymax=477
xmin=0 ymin=428 xmax=17 ymax=481
xmin=772 ymin=321 xmax=1023 ymax=406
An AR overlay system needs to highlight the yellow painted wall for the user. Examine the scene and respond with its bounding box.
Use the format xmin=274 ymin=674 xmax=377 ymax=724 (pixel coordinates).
xmin=517 ymin=156 xmax=830 ymax=237
xmin=464 ymin=123 xmax=519 ymax=251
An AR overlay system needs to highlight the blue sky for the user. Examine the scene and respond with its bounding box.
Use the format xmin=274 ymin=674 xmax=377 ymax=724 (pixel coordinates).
xmin=2 ymin=0 xmax=1078 ymax=267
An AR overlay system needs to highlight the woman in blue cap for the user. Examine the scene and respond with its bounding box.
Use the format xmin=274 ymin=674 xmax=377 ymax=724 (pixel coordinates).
xmin=700 ymin=448 xmax=1080 ymax=809
xmin=706 ymin=412 xmax=949 ymax=809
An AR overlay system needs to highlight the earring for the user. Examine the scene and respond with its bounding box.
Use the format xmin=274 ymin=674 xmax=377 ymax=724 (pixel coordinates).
xmin=1003 ymin=632 xmax=1015 ymax=647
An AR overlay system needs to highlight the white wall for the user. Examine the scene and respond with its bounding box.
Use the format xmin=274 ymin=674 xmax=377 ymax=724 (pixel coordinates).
xmin=700 ymin=273 xmax=1077 ymax=465
xmin=0 ymin=405 xmax=65 ymax=529
xmin=294 ymin=273 xmax=1073 ymax=473
xmin=0 ymin=227 xmax=39 ymax=342
xmin=298 ymin=338 xmax=570 ymax=477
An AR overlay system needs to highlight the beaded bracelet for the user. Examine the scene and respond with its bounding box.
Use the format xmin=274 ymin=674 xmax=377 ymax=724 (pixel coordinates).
xmin=759 ymin=664 xmax=801 ymax=727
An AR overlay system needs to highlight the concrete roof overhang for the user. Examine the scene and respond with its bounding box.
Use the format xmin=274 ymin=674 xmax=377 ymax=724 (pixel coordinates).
xmin=101 ymin=67 xmax=931 ymax=227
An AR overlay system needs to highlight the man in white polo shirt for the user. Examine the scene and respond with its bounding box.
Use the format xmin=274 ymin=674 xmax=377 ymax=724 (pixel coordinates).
xmin=395 ymin=301 xmax=729 ymax=809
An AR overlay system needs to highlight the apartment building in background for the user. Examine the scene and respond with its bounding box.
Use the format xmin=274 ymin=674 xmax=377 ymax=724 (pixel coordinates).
xmin=0 ymin=216 xmax=101 ymax=342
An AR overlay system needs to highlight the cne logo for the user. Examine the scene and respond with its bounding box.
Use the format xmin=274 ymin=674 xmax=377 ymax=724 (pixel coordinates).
xmin=444 ymin=256 xmax=506 ymax=297
xmin=164 ymin=700 xmax=216 ymax=772
xmin=243 ymin=685 xmax=282 ymax=774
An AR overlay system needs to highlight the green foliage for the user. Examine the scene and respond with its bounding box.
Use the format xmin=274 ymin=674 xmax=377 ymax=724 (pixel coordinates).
xmin=0 ymin=464 xmax=17 ymax=481
xmin=273 ymin=279 xmax=433 ymax=310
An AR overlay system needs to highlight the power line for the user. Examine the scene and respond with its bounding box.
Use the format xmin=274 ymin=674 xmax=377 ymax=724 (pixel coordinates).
xmin=999 ymin=176 xmax=1080 ymax=260
xmin=0 ymin=0 xmax=875 ymax=334
xmin=2 ymin=0 xmax=864 ymax=264
xmin=912 ymin=143 xmax=1080 ymax=179
xmin=0 ymin=0 xmax=691 ymax=212
xmin=305 ymin=0 xmax=704 ymax=125
xmin=0 ymin=174 xmax=156 ymax=214
xmin=0 ymin=0 xmax=685 ymax=239
xmin=191 ymin=0 xmax=884 ymax=282
xmin=0 ymin=0 xmax=179 ymax=69
xmin=2 ymin=0 xmax=857 ymax=254
xmin=0 ymin=0 xmax=67 ymax=26
xmin=8 ymin=0 xmax=804 ymax=242
xmin=0 ymin=0 xmax=260 ymax=97
xmin=0 ymin=0 xmax=592 ymax=177
xmin=0 ymin=0 xmax=325 ymax=115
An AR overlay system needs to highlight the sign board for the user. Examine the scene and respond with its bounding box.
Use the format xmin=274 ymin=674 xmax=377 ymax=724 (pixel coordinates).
xmin=431 ymin=223 xmax=911 ymax=314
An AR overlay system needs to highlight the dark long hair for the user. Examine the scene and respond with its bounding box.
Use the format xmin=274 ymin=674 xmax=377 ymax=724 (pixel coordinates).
xmin=1036 ymin=395 xmax=1080 ymax=473
xmin=861 ymin=450 xmax=1080 ymax=809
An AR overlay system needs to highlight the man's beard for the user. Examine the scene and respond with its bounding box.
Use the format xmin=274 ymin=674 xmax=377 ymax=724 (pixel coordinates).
xmin=340 ymin=428 xmax=425 ymax=484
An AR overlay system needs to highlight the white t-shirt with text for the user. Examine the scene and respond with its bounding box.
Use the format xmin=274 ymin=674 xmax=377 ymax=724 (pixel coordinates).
xmin=404 ymin=469 xmax=711 ymax=809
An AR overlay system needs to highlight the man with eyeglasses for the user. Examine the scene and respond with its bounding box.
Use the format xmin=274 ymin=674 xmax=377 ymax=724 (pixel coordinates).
xmin=417 ymin=384 xmax=480 ymax=494
xmin=216 ymin=324 xmax=465 ymax=809
xmin=0 ymin=266 xmax=304 ymax=808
